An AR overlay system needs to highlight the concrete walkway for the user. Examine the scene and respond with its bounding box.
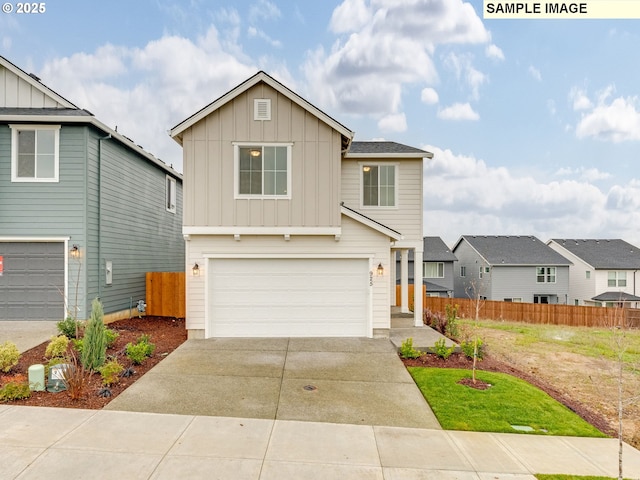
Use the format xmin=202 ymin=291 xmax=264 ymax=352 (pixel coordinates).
xmin=2 ymin=406 xmax=640 ymax=479
xmin=0 ymin=321 xmax=58 ymax=353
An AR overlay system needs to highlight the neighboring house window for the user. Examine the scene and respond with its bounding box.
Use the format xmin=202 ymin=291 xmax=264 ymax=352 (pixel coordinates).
xmin=608 ymin=271 xmax=627 ymax=287
xmin=166 ymin=175 xmax=177 ymax=213
xmin=504 ymin=298 xmax=522 ymax=302
xmin=479 ymin=266 xmax=489 ymax=279
xmin=460 ymin=266 xmax=466 ymax=277
xmin=234 ymin=143 xmax=292 ymax=198
xmin=10 ymin=125 xmax=60 ymax=182
xmin=536 ymin=267 xmax=556 ymax=283
xmin=424 ymin=262 xmax=444 ymax=278
xmin=362 ymin=164 xmax=396 ymax=207
xmin=585 ymin=270 xmax=590 ymax=279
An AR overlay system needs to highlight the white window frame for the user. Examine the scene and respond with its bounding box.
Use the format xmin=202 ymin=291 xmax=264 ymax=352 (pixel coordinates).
xmin=460 ymin=266 xmax=466 ymax=277
xmin=423 ymin=262 xmax=444 ymax=278
xmin=608 ymin=271 xmax=627 ymax=287
xmin=10 ymin=124 xmax=60 ymax=183
xmin=233 ymin=142 xmax=292 ymax=199
xmin=536 ymin=266 xmax=556 ymax=284
xmin=166 ymin=175 xmax=177 ymax=213
xmin=359 ymin=162 xmax=398 ymax=209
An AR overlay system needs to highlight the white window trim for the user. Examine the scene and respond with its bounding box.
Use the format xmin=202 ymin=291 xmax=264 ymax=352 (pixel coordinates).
xmin=358 ymin=161 xmax=399 ymax=209
xmin=166 ymin=175 xmax=177 ymax=213
xmin=10 ymin=124 xmax=60 ymax=183
xmin=233 ymin=142 xmax=292 ymax=199
xmin=423 ymin=261 xmax=444 ymax=278
xmin=536 ymin=266 xmax=557 ymax=284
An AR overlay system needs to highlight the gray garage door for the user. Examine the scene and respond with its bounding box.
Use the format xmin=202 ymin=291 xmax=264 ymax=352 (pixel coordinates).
xmin=0 ymin=242 xmax=65 ymax=320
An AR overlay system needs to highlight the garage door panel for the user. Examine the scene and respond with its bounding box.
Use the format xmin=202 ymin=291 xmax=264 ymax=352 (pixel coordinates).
xmin=209 ymin=258 xmax=369 ymax=338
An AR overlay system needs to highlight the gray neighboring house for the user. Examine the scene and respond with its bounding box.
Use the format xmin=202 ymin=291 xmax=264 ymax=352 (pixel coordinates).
xmin=547 ymin=239 xmax=640 ymax=308
xmin=452 ymin=235 xmax=571 ymax=303
xmin=0 ymin=56 xmax=184 ymax=321
xmin=395 ymin=236 xmax=457 ymax=298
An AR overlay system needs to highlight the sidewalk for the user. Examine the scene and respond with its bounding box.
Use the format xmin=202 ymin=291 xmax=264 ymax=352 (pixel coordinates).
xmin=1 ymin=406 xmax=640 ymax=479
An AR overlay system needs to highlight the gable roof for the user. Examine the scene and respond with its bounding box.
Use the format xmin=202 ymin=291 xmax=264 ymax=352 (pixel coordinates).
xmin=170 ymin=71 xmax=355 ymax=150
xmin=347 ymin=141 xmax=433 ymax=159
xmin=453 ymin=235 xmax=571 ymax=266
xmin=423 ymin=236 xmax=457 ymax=261
xmin=550 ymin=239 xmax=640 ymax=269
xmin=340 ymin=203 xmax=402 ymax=241
xmin=0 ymin=56 xmax=181 ymax=180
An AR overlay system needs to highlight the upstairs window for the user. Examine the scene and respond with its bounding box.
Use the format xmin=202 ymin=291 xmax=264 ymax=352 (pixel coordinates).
xmin=460 ymin=266 xmax=466 ymax=277
xmin=536 ymin=267 xmax=556 ymax=283
xmin=166 ymin=175 xmax=177 ymax=213
xmin=362 ymin=164 xmax=396 ymax=207
xmin=235 ymin=143 xmax=291 ymax=198
xmin=608 ymin=271 xmax=627 ymax=287
xmin=11 ymin=125 xmax=60 ymax=182
xmin=424 ymin=262 xmax=444 ymax=278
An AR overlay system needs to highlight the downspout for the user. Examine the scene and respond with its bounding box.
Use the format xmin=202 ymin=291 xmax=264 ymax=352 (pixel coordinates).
xmin=97 ymin=133 xmax=111 ymax=301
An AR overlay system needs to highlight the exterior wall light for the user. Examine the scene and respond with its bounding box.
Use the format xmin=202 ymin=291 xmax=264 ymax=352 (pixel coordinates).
xmin=192 ymin=263 xmax=200 ymax=276
xmin=250 ymin=149 xmax=261 ymax=157
xmin=70 ymin=244 xmax=80 ymax=259
xmin=377 ymin=263 xmax=384 ymax=276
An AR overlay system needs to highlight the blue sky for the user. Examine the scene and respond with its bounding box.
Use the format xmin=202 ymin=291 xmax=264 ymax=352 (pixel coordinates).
xmin=3 ymin=0 xmax=640 ymax=245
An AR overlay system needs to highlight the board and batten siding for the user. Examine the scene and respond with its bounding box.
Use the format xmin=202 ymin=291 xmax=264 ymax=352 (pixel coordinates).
xmin=181 ymin=83 xmax=342 ymax=229
xmin=340 ymin=157 xmax=423 ymax=248
xmin=185 ymin=215 xmax=390 ymax=335
xmin=85 ymin=127 xmax=184 ymax=317
xmin=0 ymin=124 xmax=89 ymax=316
xmin=0 ymin=64 xmax=66 ymax=108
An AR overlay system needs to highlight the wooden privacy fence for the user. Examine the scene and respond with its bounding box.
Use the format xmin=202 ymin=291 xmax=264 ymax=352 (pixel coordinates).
xmin=423 ymin=296 xmax=640 ymax=328
xmin=145 ymin=272 xmax=185 ymax=318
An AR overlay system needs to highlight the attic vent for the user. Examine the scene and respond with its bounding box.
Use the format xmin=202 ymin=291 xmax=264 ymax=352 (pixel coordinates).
xmin=254 ymin=99 xmax=271 ymax=121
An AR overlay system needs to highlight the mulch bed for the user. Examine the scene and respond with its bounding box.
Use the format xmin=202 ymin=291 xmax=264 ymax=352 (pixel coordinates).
xmin=1 ymin=316 xmax=187 ymax=409
xmin=402 ymin=352 xmax=618 ymax=438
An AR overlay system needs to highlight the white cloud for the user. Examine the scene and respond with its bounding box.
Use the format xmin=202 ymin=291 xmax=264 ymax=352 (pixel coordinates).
xmin=443 ymin=52 xmax=487 ymax=100
xmin=528 ymin=65 xmax=542 ymax=82
xmin=485 ymin=44 xmax=504 ymax=61
xmin=554 ymin=166 xmax=611 ymax=182
xmin=574 ymin=87 xmax=640 ymax=142
xmin=249 ymin=0 xmax=281 ymax=22
xmin=38 ymin=26 xmax=257 ymax=171
xmin=569 ymin=86 xmax=593 ymax=110
xmin=304 ymin=0 xmax=490 ymax=118
xmin=421 ymin=87 xmax=439 ymax=105
xmin=437 ymin=103 xmax=479 ymax=121
xmin=378 ymin=113 xmax=407 ymax=132
xmin=422 ymin=145 xmax=640 ymax=246
xmin=247 ymin=26 xmax=282 ymax=48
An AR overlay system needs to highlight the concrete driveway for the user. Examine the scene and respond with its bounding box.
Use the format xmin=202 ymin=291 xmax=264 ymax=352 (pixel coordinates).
xmin=105 ymin=337 xmax=441 ymax=429
xmin=0 ymin=321 xmax=58 ymax=352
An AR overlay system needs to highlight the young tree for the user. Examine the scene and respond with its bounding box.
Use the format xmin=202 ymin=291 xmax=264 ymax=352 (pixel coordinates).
xmin=465 ymin=279 xmax=485 ymax=384
xmin=81 ymin=299 xmax=107 ymax=371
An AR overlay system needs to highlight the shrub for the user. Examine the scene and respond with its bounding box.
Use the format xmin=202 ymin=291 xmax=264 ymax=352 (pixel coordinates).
xmin=0 ymin=341 xmax=20 ymax=373
xmin=460 ymin=338 xmax=485 ymax=360
xmin=104 ymin=329 xmax=119 ymax=349
xmin=125 ymin=335 xmax=155 ymax=365
xmin=423 ymin=308 xmax=447 ymax=335
xmin=0 ymin=378 xmax=31 ymax=401
xmin=399 ymin=337 xmax=422 ymax=359
xmin=433 ymin=338 xmax=455 ymax=360
xmin=72 ymin=338 xmax=84 ymax=355
xmin=45 ymin=335 xmax=69 ymax=359
xmin=98 ymin=359 xmax=124 ymax=386
xmin=61 ymin=346 xmax=87 ymax=400
xmin=444 ymin=304 xmax=460 ymax=340
xmin=57 ymin=316 xmax=84 ymax=339
xmin=81 ymin=299 xmax=107 ymax=371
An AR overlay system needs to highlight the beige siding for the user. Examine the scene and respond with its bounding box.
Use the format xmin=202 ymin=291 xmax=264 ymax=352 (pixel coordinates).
xmin=0 ymin=65 xmax=64 ymax=108
xmin=185 ymin=215 xmax=391 ymax=334
xmin=181 ymin=82 xmax=341 ymax=228
xmin=341 ymin=157 xmax=424 ymax=248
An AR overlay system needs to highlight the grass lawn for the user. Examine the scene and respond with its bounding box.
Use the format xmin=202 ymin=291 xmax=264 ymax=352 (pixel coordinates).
xmin=408 ymin=367 xmax=607 ymax=437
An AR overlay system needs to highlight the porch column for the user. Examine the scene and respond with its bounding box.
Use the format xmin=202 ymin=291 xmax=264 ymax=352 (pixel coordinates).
xmin=390 ymin=251 xmax=397 ymax=305
xmin=400 ymin=248 xmax=409 ymax=313
xmin=413 ymin=249 xmax=423 ymax=326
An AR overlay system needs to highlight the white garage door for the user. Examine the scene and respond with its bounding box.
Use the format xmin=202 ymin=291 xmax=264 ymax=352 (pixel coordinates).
xmin=209 ymin=258 xmax=370 ymax=337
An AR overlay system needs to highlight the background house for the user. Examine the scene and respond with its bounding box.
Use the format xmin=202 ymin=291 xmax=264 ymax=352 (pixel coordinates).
xmin=547 ymin=239 xmax=640 ymax=308
xmin=395 ymin=236 xmax=457 ymax=298
xmin=0 ymin=56 xmax=184 ymax=321
xmin=452 ymin=235 xmax=571 ymax=303
xmin=170 ymin=71 xmax=431 ymax=338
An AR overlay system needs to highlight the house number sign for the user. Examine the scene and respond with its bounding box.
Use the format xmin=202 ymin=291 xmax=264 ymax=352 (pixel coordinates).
xmin=369 ymin=271 xmax=373 ymax=286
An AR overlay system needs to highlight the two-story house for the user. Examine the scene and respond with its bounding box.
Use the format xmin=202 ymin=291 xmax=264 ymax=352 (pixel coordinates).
xmin=394 ymin=237 xmax=457 ymax=298
xmin=547 ymin=239 xmax=640 ymax=307
xmin=0 ymin=56 xmax=184 ymax=322
xmin=170 ymin=71 xmax=431 ymax=338
xmin=452 ymin=235 xmax=571 ymax=303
